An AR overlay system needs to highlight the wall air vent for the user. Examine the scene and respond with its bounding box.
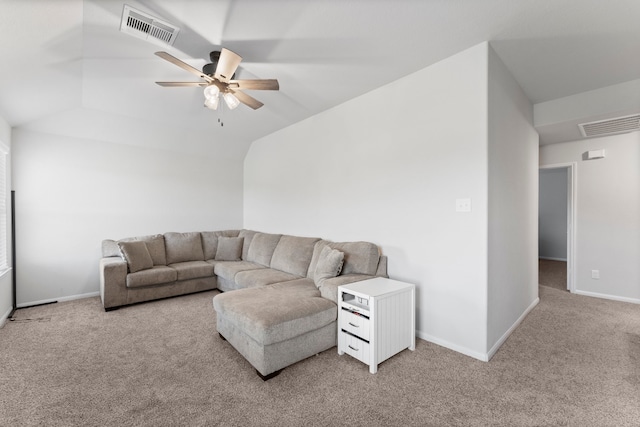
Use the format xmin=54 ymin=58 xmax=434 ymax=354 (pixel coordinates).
xmin=120 ymin=5 xmax=179 ymax=46
xmin=578 ymin=114 xmax=640 ymax=138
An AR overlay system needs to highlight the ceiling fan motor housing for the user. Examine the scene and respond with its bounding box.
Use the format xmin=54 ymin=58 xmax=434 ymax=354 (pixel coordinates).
xmin=202 ymin=51 xmax=235 ymax=79
xmin=209 ymin=51 xmax=221 ymax=63
xmin=202 ymin=62 xmax=217 ymax=76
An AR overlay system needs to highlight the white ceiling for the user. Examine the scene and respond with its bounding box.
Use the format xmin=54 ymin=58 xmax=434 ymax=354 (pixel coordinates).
xmin=1 ymin=0 xmax=640 ymax=153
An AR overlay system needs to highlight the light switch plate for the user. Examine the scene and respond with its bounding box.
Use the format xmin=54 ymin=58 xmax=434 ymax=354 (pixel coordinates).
xmin=456 ymin=198 xmax=472 ymax=212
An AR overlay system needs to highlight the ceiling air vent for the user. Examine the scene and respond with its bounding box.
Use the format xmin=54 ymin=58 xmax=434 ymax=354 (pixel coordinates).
xmin=120 ymin=5 xmax=179 ymax=46
xmin=578 ymin=114 xmax=640 ymax=138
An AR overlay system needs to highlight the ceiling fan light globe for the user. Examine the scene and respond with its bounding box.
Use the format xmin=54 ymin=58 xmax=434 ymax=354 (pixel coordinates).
xmin=223 ymin=92 xmax=240 ymax=110
xmin=203 ymin=84 xmax=220 ymax=100
xmin=204 ymin=96 xmax=219 ymax=110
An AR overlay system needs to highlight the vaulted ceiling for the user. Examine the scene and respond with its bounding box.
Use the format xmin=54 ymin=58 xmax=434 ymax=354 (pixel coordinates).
xmin=1 ymin=0 xmax=639 ymax=155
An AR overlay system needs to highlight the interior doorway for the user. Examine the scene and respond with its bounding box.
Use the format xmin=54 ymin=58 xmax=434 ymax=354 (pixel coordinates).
xmin=538 ymin=163 xmax=576 ymax=292
xmin=538 ymin=258 xmax=567 ymax=291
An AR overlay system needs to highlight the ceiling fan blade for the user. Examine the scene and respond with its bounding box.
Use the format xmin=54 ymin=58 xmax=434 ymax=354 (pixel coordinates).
xmin=231 ymin=90 xmax=264 ymax=110
xmin=155 ymin=51 xmax=212 ymax=83
xmin=156 ymin=82 xmax=208 ymax=87
xmin=215 ymin=48 xmax=242 ymax=83
xmin=229 ymin=79 xmax=279 ymax=91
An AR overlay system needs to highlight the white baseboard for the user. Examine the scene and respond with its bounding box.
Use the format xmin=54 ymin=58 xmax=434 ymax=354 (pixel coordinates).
xmin=486 ymin=297 xmax=540 ymax=361
xmin=416 ymin=296 xmax=540 ymax=363
xmin=17 ymin=291 xmax=100 ymax=309
xmin=573 ymin=290 xmax=640 ymax=305
xmin=416 ymin=330 xmax=489 ymax=362
xmin=0 ymin=306 xmax=13 ymax=329
xmin=539 ymin=256 xmax=567 ymax=262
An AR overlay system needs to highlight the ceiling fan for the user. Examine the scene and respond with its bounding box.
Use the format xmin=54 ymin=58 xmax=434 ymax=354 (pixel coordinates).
xmin=155 ymin=48 xmax=279 ymax=111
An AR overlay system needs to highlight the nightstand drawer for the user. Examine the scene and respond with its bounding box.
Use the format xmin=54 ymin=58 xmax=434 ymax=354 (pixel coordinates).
xmin=339 ymin=331 xmax=370 ymax=365
xmin=340 ymin=308 xmax=370 ymax=341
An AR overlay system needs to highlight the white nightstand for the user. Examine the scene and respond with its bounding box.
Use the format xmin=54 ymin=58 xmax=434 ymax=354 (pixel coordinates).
xmin=337 ymin=277 xmax=415 ymax=373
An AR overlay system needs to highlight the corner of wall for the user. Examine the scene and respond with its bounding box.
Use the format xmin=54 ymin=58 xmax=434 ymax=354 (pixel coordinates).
xmin=0 ymin=114 xmax=12 ymax=322
xmin=486 ymin=45 xmax=539 ymax=353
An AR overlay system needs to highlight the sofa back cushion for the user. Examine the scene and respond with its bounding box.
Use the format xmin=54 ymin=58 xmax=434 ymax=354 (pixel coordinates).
xmin=102 ymin=234 xmax=167 ymax=266
xmin=238 ymin=230 xmax=258 ymax=260
xmin=201 ymin=230 xmax=241 ymax=260
xmin=215 ymin=237 xmax=244 ymax=261
xmin=307 ymin=240 xmax=380 ymax=277
xmin=246 ymin=232 xmax=282 ymax=267
xmin=270 ymin=235 xmax=321 ymax=277
xmin=135 ymin=235 xmax=167 ymax=266
xmin=164 ymin=232 xmax=204 ymax=264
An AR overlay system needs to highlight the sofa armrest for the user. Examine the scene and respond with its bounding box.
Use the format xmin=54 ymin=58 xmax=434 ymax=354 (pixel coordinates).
xmin=318 ymin=274 xmax=375 ymax=304
xmin=100 ymin=257 xmax=128 ymax=310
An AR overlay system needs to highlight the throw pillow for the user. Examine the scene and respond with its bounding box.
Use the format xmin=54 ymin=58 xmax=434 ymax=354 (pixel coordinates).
xmin=314 ymin=245 xmax=344 ymax=287
xmin=215 ymin=237 xmax=244 ymax=261
xmin=118 ymin=241 xmax=153 ymax=273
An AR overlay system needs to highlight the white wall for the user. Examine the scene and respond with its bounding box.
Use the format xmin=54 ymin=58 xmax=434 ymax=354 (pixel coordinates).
xmin=245 ymin=43 xmax=493 ymax=359
xmin=12 ymin=128 xmax=243 ymax=306
xmin=540 ymin=133 xmax=640 ymax=303
xmin=486 ymin=46 xmax=539 ymax=355
xmin=0 ymin=114 xmax=12 ymax=325
xmin=539 ymin=168 xmax=568 ymax=260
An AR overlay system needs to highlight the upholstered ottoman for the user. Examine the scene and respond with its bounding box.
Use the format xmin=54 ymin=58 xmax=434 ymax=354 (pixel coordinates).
xmin=212 ymin=279 xmax=338 ymax=380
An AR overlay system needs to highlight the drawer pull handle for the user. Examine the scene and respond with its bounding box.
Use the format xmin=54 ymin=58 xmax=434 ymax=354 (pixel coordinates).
xmin=348 ymin=322 xmax=359 ymax=328
xmin=348 ymin=345 xmax=359 ymax=351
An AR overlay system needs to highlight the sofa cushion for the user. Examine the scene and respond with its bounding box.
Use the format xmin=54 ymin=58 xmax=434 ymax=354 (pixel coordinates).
xmin=118 ymin=241 xmax=153 ymax=273
xmin=214 ymin=261 xmax=265 ymax=281
xmin=169 ymin=261 xmax=215 ymax=281
xmin=136 ymin=235 xmax=167 ymax=266
xmin=201 ymin=230 xmax=240 ymax=260
xmin=246 ymin=233 xmax=282 ymax=266
xmin=238 ymin=230 xmax=258 ymax=260
xmin=104 ymin=234 xmax=167 ymax=266
xmin=164 ymin=232 xmax=204 ymax=264
xmin=307 ymin=240 xmax=380 ymax=277
xmin=234 ymin=268 xmax=300 ymax=288
xmin=215 ymin=236 xmax=243 ymax=261
xmin=212 ymin=279 xmax=337 ymax=345
xmin=313 ymin=245 xmax=344 ymax=287
xmin=270 ymin=235 xmax=320 ymax=277
xmin=126 ymin=266 xmax=177 ymax=288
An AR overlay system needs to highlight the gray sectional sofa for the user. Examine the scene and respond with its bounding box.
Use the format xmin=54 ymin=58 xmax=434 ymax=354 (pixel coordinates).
xmin=99 ymin=229 xmax=387 ymax=379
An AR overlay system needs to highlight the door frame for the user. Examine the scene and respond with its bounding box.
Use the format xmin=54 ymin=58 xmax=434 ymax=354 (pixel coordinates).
xmin=539 ymin=162 xmax=577 ymax=292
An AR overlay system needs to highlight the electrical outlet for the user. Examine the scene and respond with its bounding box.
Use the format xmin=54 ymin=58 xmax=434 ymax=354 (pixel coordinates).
xmin=591 ymin=270 xmax=600 ymax=279
xmin=456 ymin=198 xmax=472 ymax=212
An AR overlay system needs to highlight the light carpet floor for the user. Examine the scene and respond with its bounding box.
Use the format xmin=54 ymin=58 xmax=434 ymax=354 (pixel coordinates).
xmin=1 ymin=286 xmax=639 ymax=426
xmin=539 ymin=259 xmax=568 ymax=291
